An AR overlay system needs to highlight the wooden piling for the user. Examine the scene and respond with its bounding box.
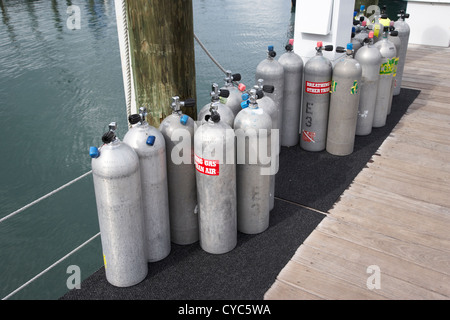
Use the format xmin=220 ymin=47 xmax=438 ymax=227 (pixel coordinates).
xmin=125 ymin=0 xmax=197 ymax=127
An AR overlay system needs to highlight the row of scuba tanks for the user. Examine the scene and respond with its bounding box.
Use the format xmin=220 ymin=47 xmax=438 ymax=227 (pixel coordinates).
xmin=88 ymin=7 xmax=410 ymax=288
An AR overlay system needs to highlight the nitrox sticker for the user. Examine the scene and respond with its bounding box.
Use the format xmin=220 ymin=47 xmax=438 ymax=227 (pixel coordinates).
xmin=330 ymin=80 xmax=337 ymax=93
xmin=195 ymin=154 xmax=219 ymax=176
xmin=350 ymin=80 xmax=358 ymax=95
xmin=379 ymin=58 xmax=397 ymax=75
xmin=305 ymin=81 xmax=331 ymax=94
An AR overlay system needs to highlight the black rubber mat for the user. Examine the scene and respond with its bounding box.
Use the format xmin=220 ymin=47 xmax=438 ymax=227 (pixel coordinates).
xmin=61 ymin=200 xmax=324 ymax=300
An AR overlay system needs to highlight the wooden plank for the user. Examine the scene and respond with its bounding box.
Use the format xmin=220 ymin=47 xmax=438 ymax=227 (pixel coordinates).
xmin=264 ymin=279 xmax=323 ymax=300
xmin=316 ymin=217 xmax=450 ymax=276
xmin=333 ymin=192 xmax=450 ymax=241
xmin=303 ymin=231 xmax=450 ymax=297
xmin=292 ymin=244 xmax=448 ymax=299
xmin=342 ymin=180 xmax=450 ymax=224
xmin=329 ymin=201 xmax=450 ymax=252
xmin=276 ymin=258 xmax=386 ymax=300
xmin=375 ymin=141 xmax=450 ymax=173
xmin=389 ymin=127 xmax=450 ymax=153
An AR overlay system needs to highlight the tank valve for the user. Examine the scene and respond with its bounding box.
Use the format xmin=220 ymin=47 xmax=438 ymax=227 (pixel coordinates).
xmin=171 ymin=96 xmax=196 ymax=120
xmin=267 ymin=45 xmax=276 ymax=58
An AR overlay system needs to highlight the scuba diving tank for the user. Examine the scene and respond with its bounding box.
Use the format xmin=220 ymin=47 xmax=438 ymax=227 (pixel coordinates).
xmin=194 ymin=102 xmax=237 ymax=254
xmin=326 ymin=44 xmax=362 ymax=156
xmin=159 ymin=96 xmax=198 ymax=245
xmin=123 ymin=107 xmax=171 ymax=262
xmin=278 ymin=39 xmax=303 ymax=147
xmin=355 ymin=31 xmax=382 ymax=136
xmin=245 ymin=79 xmax=278 ymax=211
xmin=388 ymin=25 xmax=401 ymax=115
xmin=373 ymin=26 xmax=397 ymax=128
xmin=255 ymin=45 xmax=285 ymax=134
xmin=234 ymin=88 xmax=272 ymax=234
xmin=300 ymin=41 xmax=333 ymax=152
xmin=90 ymin=122 xmax=148 ymax=287
xmin=393 ymin=10 xmax=410 ymax=96
xmin=198 ymin=83 xmax=233 ymax=128
xmin=220 ymin=70 xmax=245 ymax=117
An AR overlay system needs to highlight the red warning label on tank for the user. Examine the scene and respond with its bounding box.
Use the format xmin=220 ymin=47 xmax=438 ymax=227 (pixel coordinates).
xmin=195 ymin=154 xmax=219 ymax=176
xmin=305 ymin=81 xmax=331 ymax=94
xmin=302 ymin=130 xmax=316 ymax=143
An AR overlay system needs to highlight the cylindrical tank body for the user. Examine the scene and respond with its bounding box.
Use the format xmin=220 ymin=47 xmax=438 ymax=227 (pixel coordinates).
xmin=220 ymin=71 xmax=244 ymax=117
xmin=252 ymin=80 xmax=278 ymax=211
xmin=278 ymin=39 xmax=303 ymax=147
xmin=326 ymin=44 xmax=362 ymax=156
xmin=255 ymin=45 xmax=285 ymax=134
xmin=198 ymin=83 xmax=234 ymax=128
xmin=234 ymin=90 xmax=272 ymax=234
xmin=123 ymin=111 xmax=171 ymax=262
xmin=90 ymin=124 xmax=148 ymax=287
xmin=354 ymin=32 xmax=382 ymax=136
xmin=393 ymin=11 xmax=410 ymax=96
xmin=300 ymin=42 xmax=333 ymax=152
xmin=373 ymin=28 xmax=397 ymax=128
xmin=159 ymin=97 xmax=198 ymax=245
xmin=388 ymin=29 xmax=401 ymax=114
xmin=194 ymin=104 xmax=237 ymax=254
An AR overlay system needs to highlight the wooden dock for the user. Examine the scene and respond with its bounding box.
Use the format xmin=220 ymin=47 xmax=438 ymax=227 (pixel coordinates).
xmin=264 ymin=44 xmax=450 ymax=300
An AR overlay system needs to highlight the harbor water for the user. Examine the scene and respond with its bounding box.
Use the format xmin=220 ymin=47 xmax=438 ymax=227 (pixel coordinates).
xmin=0 ymin=0 xmax=293 ymax=299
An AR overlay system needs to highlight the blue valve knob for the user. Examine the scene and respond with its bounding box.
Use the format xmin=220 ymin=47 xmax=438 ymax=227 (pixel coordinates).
xmin=89 ymin=146 xmax=100 ymax=158
xmin=240 ymin=100 xmax=250 ymax=109
xmin=146 ymin=135 xmax=156 ymax=146
xmin=180 ymin=114 xmax=189 ymax=125
xmin=241 ymin=93 xmax=249 ymax=100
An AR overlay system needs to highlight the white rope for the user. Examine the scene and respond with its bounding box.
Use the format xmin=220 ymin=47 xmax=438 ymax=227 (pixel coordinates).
xmin=0 ymin=170 xmax=92 ymax=224
xmin=121 ymin=0 xmax=133 ymax=120
xmin=2 ymin=231 xmax=101 ymax=300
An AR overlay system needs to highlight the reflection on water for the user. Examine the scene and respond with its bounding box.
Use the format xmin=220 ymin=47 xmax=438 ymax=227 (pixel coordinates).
xmin=0 ymin=0 xmax=293 ymax=299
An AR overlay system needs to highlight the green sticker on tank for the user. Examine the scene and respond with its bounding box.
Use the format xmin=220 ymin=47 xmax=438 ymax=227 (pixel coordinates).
xmin=330 ymin=80 xmax=337 ymax=93
xmin=379 ymin=58 xmax=397 ymax=75
xmin=350 ymin=80 xmax=358 ymax=95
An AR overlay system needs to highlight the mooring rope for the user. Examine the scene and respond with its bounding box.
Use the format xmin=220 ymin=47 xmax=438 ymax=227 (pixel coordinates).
xmin=2 ymin=232 xmax=100 ymax=300
xmin=121 ymin=0 xmax=133 ymax=121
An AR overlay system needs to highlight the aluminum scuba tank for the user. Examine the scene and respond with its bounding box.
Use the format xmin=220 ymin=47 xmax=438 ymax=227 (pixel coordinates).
xmin=89 ymin=122 xmax=147 ymax=287
xmin=123 ymin=108 xmax=171 ymax=262
xmin=198 ymin=83 xmax=234 ymax=128
xmin=194 ymin=102 xmax=237 ymax=254
xmin=234 ymin=88 xmax=272 ymax=234
xmin=245 ymin=79 xmax=278 ymax=212
xmin=220 ymin=70 xmax=245 ymax=117
xmin=326 ymin=44 xmax=362 ymax=156
xmin=388 ymin=26 xmax=401 ymax=115
xmin=278 ymin=39 xmax=304 ymax=147
xmin=300 ymin=41 xmax=333 ymax=152
xmin=255 ymin=45 xmax=285 ymax=135
xmin=373 ymin=26 xmax=397 ymax=128
xmin=159 ymin=96 xmax=199 ymax=245
xmin=355 ymin=31 xmax=382 ymax=136
xmin=393 ymin=10 xmax=410 ymax=96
